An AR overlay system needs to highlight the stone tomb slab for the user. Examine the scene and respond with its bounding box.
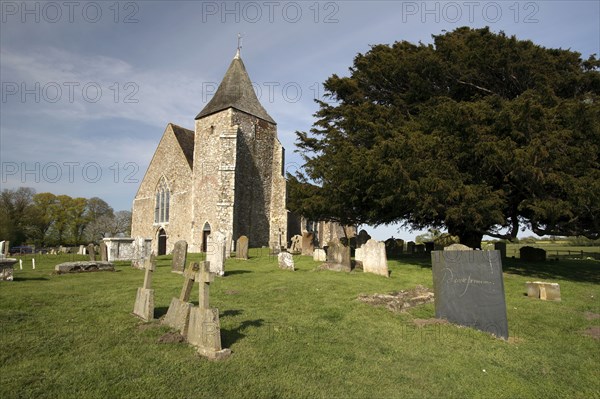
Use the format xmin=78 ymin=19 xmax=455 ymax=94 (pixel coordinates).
xmin=526 ymin=281 xmax=561 ymax=301
xmin=431 ymin=250 xmax=508 ymax=340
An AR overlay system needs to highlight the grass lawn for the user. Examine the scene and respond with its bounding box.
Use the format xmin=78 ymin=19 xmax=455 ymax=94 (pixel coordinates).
xmin=1 ymin=251 xmax=599 ymax=398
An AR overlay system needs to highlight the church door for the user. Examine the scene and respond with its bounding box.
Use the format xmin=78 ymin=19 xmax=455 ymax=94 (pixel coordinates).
xmin=202 ymin=222 xmax=211 ymax=252
xmin=158 ymin=228 xmax=167 ymax=256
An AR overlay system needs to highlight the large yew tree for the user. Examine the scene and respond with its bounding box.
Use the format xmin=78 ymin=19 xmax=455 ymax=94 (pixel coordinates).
xmin=295 ymin=27 xmax=600 ymax=248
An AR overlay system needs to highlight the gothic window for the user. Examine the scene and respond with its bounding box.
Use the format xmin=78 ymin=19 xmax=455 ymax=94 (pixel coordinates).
xmin=154 ymin=178 xmax=170 ymax=224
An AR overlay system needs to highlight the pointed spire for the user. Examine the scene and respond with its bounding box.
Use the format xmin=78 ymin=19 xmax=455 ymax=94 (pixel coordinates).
xmin=195 ymin=48 xmax=275 ymax=124
xmin=235 ymin=33 xmax=242 ymax=59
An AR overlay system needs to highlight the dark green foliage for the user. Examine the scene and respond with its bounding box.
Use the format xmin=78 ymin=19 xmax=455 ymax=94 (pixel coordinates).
xmin=296 ymin=27 xmax=600 ymax=248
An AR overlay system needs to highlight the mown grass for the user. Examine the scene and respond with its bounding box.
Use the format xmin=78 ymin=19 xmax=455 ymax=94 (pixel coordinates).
xmin=1 ymin=251 xmax=598 ymax=398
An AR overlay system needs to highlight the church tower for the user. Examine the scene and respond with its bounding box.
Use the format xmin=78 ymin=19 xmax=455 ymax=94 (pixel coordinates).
xmin=191 ymin=50 xmax=287 ymax=253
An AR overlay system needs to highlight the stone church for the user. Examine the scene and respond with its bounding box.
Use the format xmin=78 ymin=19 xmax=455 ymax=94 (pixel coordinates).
xmin=131 ymin=50 xmax=287 ymax=255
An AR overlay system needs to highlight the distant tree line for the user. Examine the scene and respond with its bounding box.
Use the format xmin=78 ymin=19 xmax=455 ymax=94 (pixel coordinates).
xmin=0 ymin=187 xmax=131 ymax=247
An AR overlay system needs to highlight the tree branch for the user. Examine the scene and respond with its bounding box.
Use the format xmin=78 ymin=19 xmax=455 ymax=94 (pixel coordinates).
xmin=456 ymin=79 xmax=497 ymax=95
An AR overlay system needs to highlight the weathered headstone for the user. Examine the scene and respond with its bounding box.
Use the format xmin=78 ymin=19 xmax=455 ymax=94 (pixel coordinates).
xmin=278 ymin=252 xmax=295 ymax=271
xmin=289 ymin=235 xmax=302 ymax=253
xmin=362 ymin=239 xmax=389 ymax=277
xmin=131 ymin=236 xmax=152 ymax=269
xmin=526 ymin=281 xmax=561 ymax=301
xmin=356 ymin=230 xmax=371 ymax=248
xmin=414 ymin=244 xmax=425 ymax=254
xmin=55 ymin=261 xmax=114 ymax=273
xmin=323 ymin=240 xmax=351 ymax=272
xmin=494 ymin=242 xmax=507 ymax=258
xmin=163 ymin=262 xmax=201 ymax=335
xmin=301 ymin=232 xmax=314 ymax=256
xmin=445 ymin=243 xmax=472 ymax=251
xmin=385 ymin=238 xmax=404 ymax=258
xmin=171 ymin=240 xmax=188 ymax=273
xmin=78 ymin=245 xmax=86 ymax=255
xmin=424 ymin=241 xmax=435 ymax=253
xmin=3 ymin=241 xmax=9 ymax=256
xmin=0 ymin=241 xmax=4 ymax=256
xmin=313 ymin=248 xmax=326 ymax=262
xmin=406 ymin=241 xmax=415 ymax=254
xmin=236 ymin=235 xmax=249 ymax=260
xmin=133 ymin=257 xmax=155 ymax=322
xmin=206 ymin=232 xmax=226 ymax=276
xmin=87 ymin=243 xmax=96 ymax=261
xmin=99 ymin=241 xmax=108 ymax=261
xmin=0 ymin=257 xmax=17 ymax=281
xmin=432 ymin=250 xmax=508 ymax=339
xmin=520 ymin=246 xmax=546 ymax=262
xmin=186 ymin=262 xmax=231 ymax=360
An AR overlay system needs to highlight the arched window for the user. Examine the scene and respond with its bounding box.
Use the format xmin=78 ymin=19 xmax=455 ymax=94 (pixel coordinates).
xmin=154 ymin=178 xmax=170 ymax=223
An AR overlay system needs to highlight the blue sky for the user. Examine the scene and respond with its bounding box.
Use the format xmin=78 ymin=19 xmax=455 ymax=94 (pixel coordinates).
xmin=1 ymin=1 xmax=599 ymax=241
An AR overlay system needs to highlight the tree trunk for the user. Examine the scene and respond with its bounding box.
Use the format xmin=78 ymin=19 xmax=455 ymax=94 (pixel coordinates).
xmin=449 ymin=225 xmax=484 ymax=249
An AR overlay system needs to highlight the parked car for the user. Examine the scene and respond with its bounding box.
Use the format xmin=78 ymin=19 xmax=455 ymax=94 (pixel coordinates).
xmin=9 ymin=246 xmax=34 ymax=255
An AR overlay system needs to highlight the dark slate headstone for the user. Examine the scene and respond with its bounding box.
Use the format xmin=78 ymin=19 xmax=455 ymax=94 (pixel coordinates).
xmin=171 ymin=240 xmax=188 ymax=273
xmin=520 ymin=246 xmax=546 ymax=262
xmin=431 ymin=250 xmax=508 ymax=340
xmin=494 ymin=242 xmax=507 ymax=258
xmin=406 ymin=241 xmax=415 ymax=254
xmin=237 ymin=235 xmax=249 ymax=260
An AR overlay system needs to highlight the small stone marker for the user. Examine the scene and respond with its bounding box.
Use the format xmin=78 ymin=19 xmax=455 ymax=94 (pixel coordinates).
xmin=19 ymin=259 xmax=22 ymax=270
xmin=301 ymin=232 xmax=314 ymax=256
xmin=313 ymin=248 xmax=327 ymax=262
xmin=236 ymin=235 xmax=249 ymax=260
xmin=171 ymin=240 xmax=188 ymax=273
xmin=186 ymin=262 xmax=231 ymax=360
xmin=133 ymin=257 xmax=155 ymax=322
xmin=32 ymin=258 xmax=35 ymax=269
xmin=432 ymin=249 xmax=509 ymax=339
xmin=526 ymin=281 xmax=561 ymax=301
xmin=163 ymin=262 xmax=201 ymax=335
xmin=99 ymin=241 xmax=108 ymax=261
xmin=278 ymin=252 xmax=295 ymax=271
xmin=206 ymin=232 xmax=226 ymax=276
xmin=87 ymin=244 xmax=96 ymax=261
xmin=362 ymin=239 xmax=389 ymax=277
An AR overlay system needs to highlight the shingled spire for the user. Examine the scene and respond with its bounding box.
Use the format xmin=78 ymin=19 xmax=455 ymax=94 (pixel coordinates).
xmin=195 ymin=53 xmax=275 ymax=124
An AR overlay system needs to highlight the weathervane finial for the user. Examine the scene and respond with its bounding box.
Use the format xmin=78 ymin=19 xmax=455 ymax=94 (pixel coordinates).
xmin=235 ymin=33 xmax=243 ymax=58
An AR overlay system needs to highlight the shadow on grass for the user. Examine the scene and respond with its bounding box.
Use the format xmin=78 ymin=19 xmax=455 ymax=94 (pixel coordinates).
xmin=154 ymin=306 xmax=169 ymax=319
xmin=389 ymin=254 xmax=433 ymax=269
xmin=221 ymin=318 xmax=264 ymax=348
xmin=225 ymin=270 xmax=252 ymax=276
xmin=503 ymin=258 xmax=600 ymax=284
xmin=12 ymin=277 xmax=49 ymax=281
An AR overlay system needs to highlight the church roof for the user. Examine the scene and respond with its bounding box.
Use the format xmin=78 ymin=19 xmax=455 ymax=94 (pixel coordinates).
xmin=195 ymin=52 xmax=276 ymax=124
xmin=170 ymin=123 xmax=194 ymax=169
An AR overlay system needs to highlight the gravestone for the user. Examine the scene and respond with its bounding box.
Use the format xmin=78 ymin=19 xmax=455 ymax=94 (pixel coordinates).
xmin=87 ymin=243 xmax=96 ymax=261
xmin=171 ymin=240 xmax=188 ymax=273
xmin=163 ymin=262 xmax=201 ymax=335
xmin=55 ymin=261 xmax=114 ymax=273
xmin=206 ymin=232 xmax=226 ymax=276
xmin=355 ymin=247 xmax=363 ymax=262
xmin=236 ymin=236 xmax=249 ymax=260
xmin=494 ymin=242 xmax=507 ymax=258
xmin=131 ymin=237 xmax=152 ymax=269
xmin=99 ymin=241 xmax=108 ymax=261
xmin=323 ymin=240 xmax=351 ymax=272
xmin=301 ymin=232 xmax=314 ymax=256
xmin=526 ymin=281 xmax=561 ymax=301
xmin=0 ymin=241 xmax=4 ymax=256
xmin=186 ymin=262 xmax=231 ymax=360
xmin=385 ymin=238 xmax=404 ymax=258
xmin=289 ymin=235 xmax=302 ymax=253
xmin=3 ymin=241 xmax=10 ymax=256
xmin=520 ymin=246 xmax=546 ymax=262
xmin=445 ymin=243 xmax=472 ymax=251
xmin=424 ymin=241 xmax=435 ymax=253
xmin=406 ymin=241 xmax=415 ymax=254
xmin=0 ymin=257 xmax=17 ymax=281
xmin=313 ymin=248 xmax=327 ymax=262
xmin=432 ymin=250 xmax=508 ymax=339
xmin=278 ymin=252 xmax=295 ymax=271
xmin=362 ymin=239 xmax=389 ymax=277
xmin=356 ymin=230 xmax=371 ymax=248
xmin=133 ymin=256 xmax=155 ymax=322
xmin=414 ymin=244 xmax=425 ymax=254
xmin=78 ymin=245 xmax=86 ymax=255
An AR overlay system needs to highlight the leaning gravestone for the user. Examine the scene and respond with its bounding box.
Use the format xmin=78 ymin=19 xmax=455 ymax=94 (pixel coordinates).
xmin=87 ymin=243 xmax=96 ymax=261
xmin=289 ymin=235 xmax=302 ymax=253
xmin=362 ymin=239 xmax=389 ymax=277
xmin=171 ymin=240 xmax=188 ymax=273
xmin=163 ymin=262 xmax=201 ymax=335
xmin=206 ymin=232 xmax=226 ymax=276
xmin=301 ymin=232 xmax=314 ymax=256
xmin=133 ymin=256 xmax=155 ymax=322
xmin=432 ymin=249 xmax=508 ymax=339
xmin=323 ymin=240 xmax=351 ymax=272
xmin=236 ymin=235 xmax=249 ymax=260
